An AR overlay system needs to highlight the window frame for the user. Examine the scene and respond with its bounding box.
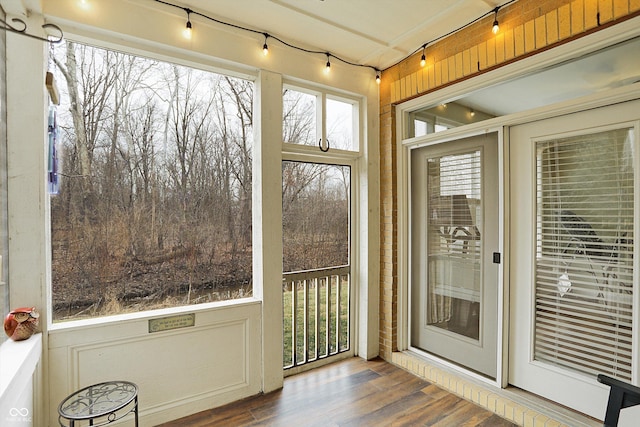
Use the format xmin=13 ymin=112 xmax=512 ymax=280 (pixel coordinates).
xmin=47 ymin=36 xmax=261 ymax=328
xmin=282 ymin=82 xmax=362 ymax=155
xmin=280 ymin=80 xmax=363 ymax=374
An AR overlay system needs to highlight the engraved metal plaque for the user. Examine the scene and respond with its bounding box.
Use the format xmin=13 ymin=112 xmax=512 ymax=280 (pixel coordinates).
xmin=148 ymin=313 xmax=195 ymax=333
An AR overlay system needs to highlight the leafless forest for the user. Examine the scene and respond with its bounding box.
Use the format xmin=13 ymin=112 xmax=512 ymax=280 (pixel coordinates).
xmin=51 ymin=41 xmax=349 ymax=321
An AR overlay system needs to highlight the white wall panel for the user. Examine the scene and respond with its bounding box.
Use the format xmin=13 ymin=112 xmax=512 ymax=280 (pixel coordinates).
xmin=48 ymin=301 xmax=261 ymax=426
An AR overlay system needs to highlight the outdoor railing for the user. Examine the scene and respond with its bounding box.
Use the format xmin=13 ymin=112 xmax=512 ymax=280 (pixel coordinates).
xmin=282 ymin=265 xmax=350 ymax=369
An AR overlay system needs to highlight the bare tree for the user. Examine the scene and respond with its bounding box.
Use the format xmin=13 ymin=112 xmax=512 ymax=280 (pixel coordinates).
xmin=54 ymin=42 xmax=117 ymax=219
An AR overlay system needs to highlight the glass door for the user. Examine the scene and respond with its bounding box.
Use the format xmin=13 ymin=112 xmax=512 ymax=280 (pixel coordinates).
xmin=509 ymin=100 xmax=638 ymax=419
xmin=411 ymin=132 xmax=499 ymax=378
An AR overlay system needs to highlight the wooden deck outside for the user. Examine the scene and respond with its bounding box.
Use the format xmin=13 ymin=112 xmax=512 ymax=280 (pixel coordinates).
xmin=156 ymin=357 xmax=516 ymax=426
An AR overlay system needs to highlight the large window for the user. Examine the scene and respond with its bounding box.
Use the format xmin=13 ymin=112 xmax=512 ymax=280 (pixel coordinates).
xmin=51 ymin=41 xmax=253 ymax=321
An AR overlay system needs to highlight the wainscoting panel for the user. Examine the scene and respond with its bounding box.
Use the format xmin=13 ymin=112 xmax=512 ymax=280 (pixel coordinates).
xmin=48 ymin=300 xmax=262 ymax=426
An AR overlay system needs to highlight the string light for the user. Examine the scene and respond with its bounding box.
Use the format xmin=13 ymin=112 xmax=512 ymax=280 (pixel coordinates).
xmin=492 ymin=7 xmax=500 ymax=34
xmin=152 ymin=0 xmax=516 ymax=84
xmin=386 ymin=0 xmax=517 ymax=72
xmin=183 ymin=8 xmax=193 ymax=40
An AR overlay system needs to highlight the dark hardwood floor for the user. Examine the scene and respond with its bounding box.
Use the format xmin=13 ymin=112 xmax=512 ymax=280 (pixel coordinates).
xmin=156 ymin=357 xmax=516 ymax=426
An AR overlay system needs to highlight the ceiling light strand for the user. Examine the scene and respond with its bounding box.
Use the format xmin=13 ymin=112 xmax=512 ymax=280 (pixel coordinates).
xmin=153 ymin=0 xmax=379 ymax=79
xmin=387 ymin=0 xmax=517 ymax=72
xmin=153 ymin=0 xmax=517 ymax=82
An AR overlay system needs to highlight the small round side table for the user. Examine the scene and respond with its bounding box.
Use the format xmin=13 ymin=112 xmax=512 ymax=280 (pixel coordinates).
xmin=58 ymin=380 xmax=138 ymax=427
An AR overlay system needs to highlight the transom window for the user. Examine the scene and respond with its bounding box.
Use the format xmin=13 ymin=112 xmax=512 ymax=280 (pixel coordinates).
xmin=283 ymin=86 xmax=358 ymax=152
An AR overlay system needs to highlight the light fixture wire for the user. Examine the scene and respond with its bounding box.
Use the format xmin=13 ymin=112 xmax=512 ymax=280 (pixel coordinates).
xmin=153 ymin=0 xmax=518 ymax=79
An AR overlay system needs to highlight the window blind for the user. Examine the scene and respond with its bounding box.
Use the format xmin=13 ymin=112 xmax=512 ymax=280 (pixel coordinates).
xmin=535 ymin=128 xmax=635 ymax=381
xmin=427 ymin=150 xmax=482 ymax=332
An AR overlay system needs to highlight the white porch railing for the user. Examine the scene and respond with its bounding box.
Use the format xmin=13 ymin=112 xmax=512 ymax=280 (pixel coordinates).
xmin=282 ymin=265 xmax=350 ymax=369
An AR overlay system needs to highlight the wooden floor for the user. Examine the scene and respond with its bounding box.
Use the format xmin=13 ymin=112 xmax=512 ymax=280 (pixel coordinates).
xmin=156 ymin=357 xmax=516 ymax=426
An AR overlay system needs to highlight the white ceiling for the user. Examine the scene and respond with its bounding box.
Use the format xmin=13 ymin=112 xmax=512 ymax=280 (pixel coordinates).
xmin=182 ymin=0 xmax=502 ymax=70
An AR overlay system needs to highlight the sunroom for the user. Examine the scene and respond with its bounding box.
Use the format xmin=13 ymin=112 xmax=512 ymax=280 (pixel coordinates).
xmin=1 ymin=0 xmax=640 ymax=426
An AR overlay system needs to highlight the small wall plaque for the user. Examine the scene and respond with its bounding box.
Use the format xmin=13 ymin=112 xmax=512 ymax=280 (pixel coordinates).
xmin=148 ymin=313 xmax=195 ymax=333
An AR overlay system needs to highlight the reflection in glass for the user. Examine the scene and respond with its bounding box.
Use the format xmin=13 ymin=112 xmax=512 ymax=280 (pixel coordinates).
xmin=427 ymin=150 xmax=482 ymax=340
xmin=409 ymin=102 xmax=495 ymax=138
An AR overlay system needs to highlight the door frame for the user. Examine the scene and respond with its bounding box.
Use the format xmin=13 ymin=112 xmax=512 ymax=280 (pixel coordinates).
xmin=396 ymin=16 xmax=640 ymax=390
xmin=399 ymin=125 xmax=508 ymax=387
xmin=280 ymin=150 xmax=359 ymax=377
xmin=409 ymin=131 xmax=502 ymax=380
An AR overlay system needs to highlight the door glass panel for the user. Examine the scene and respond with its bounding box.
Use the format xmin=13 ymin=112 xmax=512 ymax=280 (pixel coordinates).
xmin=427 ymin=150 xmax=482 ymax=340
xmin=535 ymin=128 xmax=634 ymax=381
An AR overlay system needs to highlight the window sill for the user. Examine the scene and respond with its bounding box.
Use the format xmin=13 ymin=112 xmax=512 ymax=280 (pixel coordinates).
xmin=0 ymin=333 xmax=42 ymax=416
xmin=48 ymin=297 xmax=261 ymax=332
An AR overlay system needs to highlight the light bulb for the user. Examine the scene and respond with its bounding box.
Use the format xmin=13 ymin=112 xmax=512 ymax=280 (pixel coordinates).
xmin=420 ymin=53 xmax=426 ymax=67
xmin=183 ymin=9 xmax=193 ymax=40
xmin=324 ymin=56 xmax=331 ymax=74
xmin=376 ymin=74 xmax=381 ymax=84
xmin=183 ymin=20 xmax=192 ymax=39
xmin=491 ymin=7 xmax=500 ymax=35
xmin=263 ymin=43 xmax=269 ymax=56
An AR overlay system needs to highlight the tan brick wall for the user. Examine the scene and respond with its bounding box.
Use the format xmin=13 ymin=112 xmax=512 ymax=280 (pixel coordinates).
xmin=378 ymin=0 xmax=640 ymax=360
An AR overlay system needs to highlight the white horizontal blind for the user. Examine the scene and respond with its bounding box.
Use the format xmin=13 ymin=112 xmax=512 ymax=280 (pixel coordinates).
xmin=535 ymin=128 xmax=635 ymax=381
xmin=427 ymin=150 xmax=482 ymax=335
